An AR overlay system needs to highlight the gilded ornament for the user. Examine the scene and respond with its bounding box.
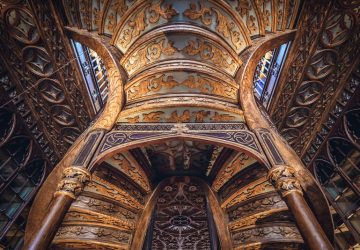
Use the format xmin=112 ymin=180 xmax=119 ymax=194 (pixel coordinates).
xmin=183 ymin=39 xmax=236 ymax=72
xmin=119 ymin=9 xmax=147 ymax=48
xmin=148 ymin=0 xmax=178 ymax=23
xmin=143 ymin=111 xmax=164 ymax=122
xmin=267 ymin=165 xmax=303 ymax=196
xmin=110 ymin=153 xmax=151 ymax=193
xmin=222 ymin=178 xmax=274 ymax=208
xmin=55 ymin=167 xmax=91 ymax=199
xmin=86 ymin=175 xmax=144 ymax=210
xmin=166 ymin=110 xmax=191 ymax=123
xmin=127 ymin=74 xmax=237 ymax=101
xmin=184 ymin=2 xmax=212 ymax=25
xmin=211 ymin=112 xmax=235 ymax=122
xmin=124 ymin=39 xmax=177 ymax=73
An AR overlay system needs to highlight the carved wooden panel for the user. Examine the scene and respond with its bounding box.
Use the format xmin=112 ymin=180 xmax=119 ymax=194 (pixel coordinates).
xmin=125 ymin=71 xmax=238 ymax=103
xmin=0 ymin=0 xmax=93 ymax=158
xmin=212 ymin=152 xmax=257 ymax=191
xmin=118 ymin=107 xmax=244 ymax=123
xmin=144 ymin=140 xmax=214 ymax=177
xmin=105 ymin=152 xmax=151 ymax=193
xmin=146 ymin=176 xmax=216 ymax=249
xmin=269 ymin=1 xmax=360 ymax=156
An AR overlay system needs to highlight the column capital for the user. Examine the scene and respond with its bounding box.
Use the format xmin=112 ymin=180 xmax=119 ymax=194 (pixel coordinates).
xmin=55 ymin=166 xmax=91 ymax=199
xmin=267 ymin=165 xmax=303 ymax=197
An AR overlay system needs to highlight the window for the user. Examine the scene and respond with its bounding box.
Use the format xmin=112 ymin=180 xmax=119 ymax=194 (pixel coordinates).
xmin=253 ymin=42 xmax=291 ymax=109
xmin=71 ymin=40 xmax=109 ymax=113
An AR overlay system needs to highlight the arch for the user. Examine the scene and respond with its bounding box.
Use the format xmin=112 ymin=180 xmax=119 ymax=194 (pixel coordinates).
xmin=327 ymin=136 xmax=358 ymax=166
xmin=344 ymin=108 xmax=360 ymax=148
xmin=91 ymin=128 xmax=269 ymax=171
xmin=238 ymin=30 xmax=334 ymax=241
xmin=24 ymin=27 xmax=334 ymax=248
xmin=313 ymin=159 xmax=336 ymax=185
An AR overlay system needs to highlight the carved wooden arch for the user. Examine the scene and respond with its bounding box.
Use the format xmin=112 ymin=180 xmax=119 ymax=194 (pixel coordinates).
xmin=24 ymin=28 xmax=126 ymax=245
xmin=90 ymin=124 xmax=270 ymax=170
xmin=24 ymin=27 xmax=335 ymax=248
xmin=237 ymin=30 xmax=334 ymax=241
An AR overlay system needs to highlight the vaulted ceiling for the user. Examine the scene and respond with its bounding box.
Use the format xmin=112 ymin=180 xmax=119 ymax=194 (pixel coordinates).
xmin=2 ymin=0 xmax=358 ymax=249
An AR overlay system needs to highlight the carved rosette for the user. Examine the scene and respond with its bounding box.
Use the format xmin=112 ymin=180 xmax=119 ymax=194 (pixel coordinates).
xmin=55 ymin=167 xmax=91 ymax=199
xmin=267 ymin=165 xmax=303 ymax=197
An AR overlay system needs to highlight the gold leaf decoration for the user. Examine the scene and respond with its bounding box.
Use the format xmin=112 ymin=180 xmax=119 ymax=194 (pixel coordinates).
xmin=148 ymin=0 xmax=178 ymax=24
xmin=143 ymin=111 xmax=164 ymax=122
xmin=184 ymin=2 xmax=212 ymax=25
xmin=119 ymin=9 xmax=147 ymax=48
xmin=166 ymin=110 xmax=191 ymax=123
xmin=124 ymin=39 xmax=177 ymax=73
xmin=183 ymin=39 xmax=236 ymax=72
xmin=127 ymin=74 xmax=237 ymax=101
xmin=211 ymin=112 xmax=235 ymax=122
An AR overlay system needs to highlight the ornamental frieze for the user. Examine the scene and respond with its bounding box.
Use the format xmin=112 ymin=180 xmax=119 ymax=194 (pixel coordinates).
xmin=118 ymin=107 xmax=244 ymax=123
xmin=125 ymin=71 xmax=238 ymax=102
xmin=121 ymin=33 xmax=240 ymax=77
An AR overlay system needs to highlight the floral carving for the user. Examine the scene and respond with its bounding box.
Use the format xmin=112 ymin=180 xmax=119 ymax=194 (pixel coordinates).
xmin=109 ymin=153 xmax=151 ymax=193
xmin=148 ymin=0 xmax=178 ymax=23
xmin=119 ymin=9 xmax=147 ymax=48
xmin=183 ymin=39 xmax=237 ymax=73
xmin=183 ymin=4 xmax=244 ymax=50
xmin=232 ymin=225 xmax=302 ymax=245
xmin=127 ymin=73 xmax=237 ymax=101
xmin=123 ymin=109 xmax=240 ymax=123
xmin=222 ymin=178 xmax=274 ymax=208
xmin=142 ymin=111 xmax=164 ymax=122
xmin=184 ymin=2 xmax=212 ymax=25
xmin=86 ymin=175 xmax=144 ymax=210
xmin=118 ymin=0 xmax=177 ymax=49
xmin=267 ymin=165 xmax=303 ymax=196
xmin=124 ymin=38 xmax=177 ymax=73
xmin=212 ymin=152 xmax=256 ymax=191
xmin=211 ymin=112 xmax=235 ymax=122
xmin=55 ymin=167 xmax=91 ymax=199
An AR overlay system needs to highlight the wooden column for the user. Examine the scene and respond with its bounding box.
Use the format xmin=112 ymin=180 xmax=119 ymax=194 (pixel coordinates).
xmin=24 ymin=167 xmax=91 ymax=250
xmin=268 ymin=166 xmax=333 ymax=250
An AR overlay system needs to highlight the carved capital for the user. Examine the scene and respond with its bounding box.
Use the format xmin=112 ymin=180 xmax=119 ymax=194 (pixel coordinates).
xmin=267 ymin=165 xmax=303 ymax=197
xmin=55 ymin=167 xmax=91 ymax=199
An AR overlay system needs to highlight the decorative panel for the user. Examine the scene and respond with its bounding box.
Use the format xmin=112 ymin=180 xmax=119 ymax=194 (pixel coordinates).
xmin=212 ymin=152 xmax=257 ymax=191
xmin=145 ymin=140 xmax=214 ymax=177
xmin=0 ymin=0 xmax=93 ymax=158
xmin=105 ymin=152 xmax=151 ymax=193
xmin=120 ymin=33 xmax=240 ymax=77
xmin=118 ymin=107 xmax=244 ymax=123
xmin=147 ymin=176 xmax=215 ymax=249
xmin=269 ymin=1 xmax=360 ymax=156
xmin=125 ymin=71 xmax=238 ymax=103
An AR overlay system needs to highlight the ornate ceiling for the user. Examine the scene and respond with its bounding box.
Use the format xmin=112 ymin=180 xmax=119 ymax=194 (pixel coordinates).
xmin=1 ymin=0 xmax=351 ymax=249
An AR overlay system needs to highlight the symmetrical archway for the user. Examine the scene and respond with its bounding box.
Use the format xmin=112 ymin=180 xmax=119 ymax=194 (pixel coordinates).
xmin=23 ymin=1 xmax=335 ymax=250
